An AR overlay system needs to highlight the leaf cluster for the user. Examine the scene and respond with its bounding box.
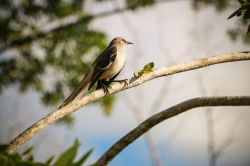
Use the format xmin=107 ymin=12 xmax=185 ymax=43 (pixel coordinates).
xmin=192 ymin=0 xmax=250 ymax=42
xmin=228 ymin=0 xmax=250 ymax=19
xmin=0 ymin=0 xmax=112 ymax=124
xmin=0 ymin=139 xmax=92 ymax=166
xmin=228 ymin=0 xmax=250 ymax=35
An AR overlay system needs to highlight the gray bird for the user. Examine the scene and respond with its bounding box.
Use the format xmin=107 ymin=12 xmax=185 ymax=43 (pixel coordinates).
xmin=59 ymin=37 xmax=133 ymax=109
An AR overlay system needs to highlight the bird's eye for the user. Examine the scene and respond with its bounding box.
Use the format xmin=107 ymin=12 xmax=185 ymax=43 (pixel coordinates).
xmin=122 ymin=39 xmax=126 ymax=43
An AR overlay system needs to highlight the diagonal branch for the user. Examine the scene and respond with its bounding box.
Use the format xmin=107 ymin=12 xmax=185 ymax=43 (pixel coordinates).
xmin=6 ymin=51 xmax=250 ymax=154
xmin=95 ymin=96 xmax=250 ymax=165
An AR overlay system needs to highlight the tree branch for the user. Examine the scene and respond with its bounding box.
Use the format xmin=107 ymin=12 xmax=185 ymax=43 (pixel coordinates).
xmin=6 ymin=51 xmax=250 ymax=154
xmin=95 ymin=96 xmax=250 ymax=165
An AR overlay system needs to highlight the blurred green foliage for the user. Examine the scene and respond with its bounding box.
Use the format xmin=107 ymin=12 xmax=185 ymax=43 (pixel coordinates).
xmin=99 ymin=95 xmax=116 ymax=115
xmin=192 ymin=0 xmax=230 ymax=11
xmin=0 ymin=139 xmax=93 ymax=166
xmin=126 ymin=0 xmax=155 ymax=10
xmin=56 ymin=115 xmax=75 ymax=127
xmin=192 ymin=0 xmax=250 ymax=42
xmin=0 ymin=0 xmax=112 ymax=125
xmin=227 ymin=0 xmax=250 ymax=38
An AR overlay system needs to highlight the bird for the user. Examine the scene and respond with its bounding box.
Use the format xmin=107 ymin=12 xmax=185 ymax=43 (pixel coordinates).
xmin=58 ymin=37 xmax=133 ymax=109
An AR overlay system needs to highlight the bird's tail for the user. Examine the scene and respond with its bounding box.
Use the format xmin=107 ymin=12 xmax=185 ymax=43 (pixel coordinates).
xmin=58 ymin=69 xmax=92 ymax=109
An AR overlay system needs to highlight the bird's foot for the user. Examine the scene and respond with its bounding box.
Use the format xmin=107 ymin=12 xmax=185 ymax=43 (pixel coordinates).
xmin=96 ymin=80 xmax=111 ymax=95
xmin=112 ymin=79 xmax=129 ymax=87
xmin=101 ymin=84 xmax=111 ymax=95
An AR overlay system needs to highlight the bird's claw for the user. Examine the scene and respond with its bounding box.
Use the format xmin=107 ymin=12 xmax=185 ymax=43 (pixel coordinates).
xmin=121 ymin=79 xmax=129 ymax=87
xmin=101 ymin=79 xmax=129 ymax=95
xmin=102 ymin=84 xmax=111 ymax=95
xmin=113 ymin=79 xmax=129 ymax=87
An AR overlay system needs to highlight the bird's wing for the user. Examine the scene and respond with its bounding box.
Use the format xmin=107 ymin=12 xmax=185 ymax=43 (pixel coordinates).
xmin=88 ymin=46 xmax=117 ymax=90
xmin=58 ymin=46 xmax=117 ymax=109
xmin=58 ymin=67 xmax=94 ymax=109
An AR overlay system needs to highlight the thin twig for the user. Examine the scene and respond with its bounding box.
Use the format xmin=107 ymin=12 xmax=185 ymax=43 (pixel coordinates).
xmin=195 ymin=72 xmax=217 ymax=166
xmin=148 ymin=9 xmax=175 ymax=116
xmin=122 ymin=94 xmax=162 ymax=166
xmin=149 ymin=78 xmax=172 ymax=116
xmin=196 ymin=71 xmax=239 ymax=166
xmin=117 ymin=3 xmax=162 ymax=164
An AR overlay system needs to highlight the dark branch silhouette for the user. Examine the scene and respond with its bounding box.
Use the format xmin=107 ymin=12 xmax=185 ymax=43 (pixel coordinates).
xmin=95 ymin=96 xmax=250 ymax=165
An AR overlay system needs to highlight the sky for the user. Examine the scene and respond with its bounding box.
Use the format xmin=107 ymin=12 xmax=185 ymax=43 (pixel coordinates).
xmin=0 ymin=1 xmax=250 ymax=166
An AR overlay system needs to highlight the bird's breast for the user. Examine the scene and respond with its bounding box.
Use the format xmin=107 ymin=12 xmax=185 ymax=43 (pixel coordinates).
xmin=100 ymin=48 xmax=126 ymax=80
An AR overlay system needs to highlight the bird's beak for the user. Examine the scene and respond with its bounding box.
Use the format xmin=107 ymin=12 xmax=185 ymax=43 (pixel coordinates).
xmin=127 ymin=41 xmax=134 ymax=45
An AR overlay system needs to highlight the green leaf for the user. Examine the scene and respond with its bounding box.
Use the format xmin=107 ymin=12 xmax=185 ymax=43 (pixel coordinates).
xmin=0 ymin=141 xmax=93 ymax=166
xmin=72 ymin=149 xmax=93 ymax=166
xmin=228 ymin=2 xmax=250 ymax=19
xmin=143 ymin=62 xmax=154 ymax=71
xmin=53 ymin=139 xmax=80 ymax=166
xmin=243 ymin=7 xmax=250 ymax=19
xmin=0 ymin=154 xmax=8 ymax=166
xmin=26 ymin=154 xmax=34 ymax=162
xmin=228 ymin=8 xmax=242 ymax=19
xmin=0 ymin=144 xmax=8 ymax=152
xmin=137 ymin=62 xmax=154 ymax=76
xmin=46 ymin=155 xmax=55 ymax=165
xmin=22 ymin=147 xmax=33 ymax=156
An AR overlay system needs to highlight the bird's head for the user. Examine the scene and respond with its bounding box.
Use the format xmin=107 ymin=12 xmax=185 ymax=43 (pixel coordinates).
xmin=110 ymin=37 xmax=133 ymax=46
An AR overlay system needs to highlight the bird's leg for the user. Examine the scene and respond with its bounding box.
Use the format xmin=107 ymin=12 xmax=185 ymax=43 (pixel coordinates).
xmin=97 ymin=80 xmax=111 ymax=95
xmin=111 ymin=79 xmax=129 ymax=87
xmin=107 ymin=71 xmax=129 ymax=87
xmin=96 ymin=78 xmax=128 ymax=95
